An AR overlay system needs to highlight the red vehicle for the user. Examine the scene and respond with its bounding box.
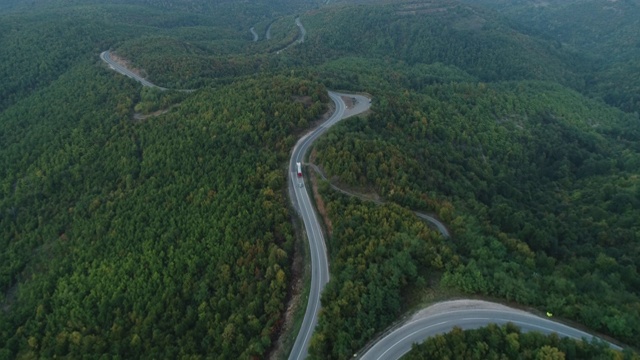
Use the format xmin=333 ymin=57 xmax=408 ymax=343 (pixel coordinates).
xmin=297 ymin=162 xmax=302 ymax=177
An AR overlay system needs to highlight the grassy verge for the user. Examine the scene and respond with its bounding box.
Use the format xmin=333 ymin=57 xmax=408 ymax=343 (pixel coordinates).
xmin=276 ymin=221 xmax=312 ymax=360
xmin=270 ymin=174 xmax=313 ymax=360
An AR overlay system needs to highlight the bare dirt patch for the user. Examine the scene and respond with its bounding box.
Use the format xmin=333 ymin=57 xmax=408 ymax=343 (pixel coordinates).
xmin=133 ymin=109 xmax=169 ymax=122
xmin=397 ymin=7 xmax=449 ymax=16
xmin=292 ymin=95 xmax=314 ymax=108
xmin=340 ymin=95 xmax=356 ymax=109
xmin=109 ymin=52 xmax=146 ymax=78
xmin=268 ymin=230 xmax=305 ymax=360
xmin=453 ymin=15 xmax=486 ymax=31
xmin=132 ymin=105 xmax=179 ymax=122
xmin=396 ymin=1 xmax=452 ymax=16
xmin=410 ymin=300 xmax=529 ymax=322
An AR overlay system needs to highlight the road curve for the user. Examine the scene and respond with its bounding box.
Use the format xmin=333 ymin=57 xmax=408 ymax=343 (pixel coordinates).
xmin=288 ymin=92 xmax=371 ymax=360
xmin=101 ymin=44 xmax=622 ymax=360
xmin=266 ymin=21 xmax=273 ymax=40
xmin=306 ymin=163 xmax=450 ymax=238
xmin=290 ymin=96 xmax=621 ymax=360
xmin=358 ymin=300 xmax=622 ymax=360
xmin=414 ymin=213 xmax=449 ymax=238
xmin=250 ymin=27 xmax=259 ymax=42
xmin=295 ymin=17 xmax=306 ymax=44
xmin=100 ymin=51 xmax=166 ymax=90
xmin=276 ymin=17 xmax=307 ymax=54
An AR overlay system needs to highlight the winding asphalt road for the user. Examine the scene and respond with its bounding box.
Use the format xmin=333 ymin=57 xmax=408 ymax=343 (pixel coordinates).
xmin=288 ymin=92 xmax=371 ymax=360
xmin=276 ymin=17 xmax=306 ymax=54
xmin=100 ymin=35 xmax=625 ymax=359
xmin=415 ymin=213 xmax=449 ymax=238
xmin=101 ymin=51 xmax=195 ymax=92
xmin=288 ymin=94 xmax=622 ymax=359
xmin=100 ymin=51 xmax=166 ymax=90
xmin=295 ymin=17 xmax=306 ymax=44
xmin=306 ymin=163 xmax=450 ymax=238
xmin=250 ymin=27 xmax=259 ymax=42
xmin=358 ymin=300 xmax=622 ymax=360
xmin=266 ymin=22 xmax=273 ymax=40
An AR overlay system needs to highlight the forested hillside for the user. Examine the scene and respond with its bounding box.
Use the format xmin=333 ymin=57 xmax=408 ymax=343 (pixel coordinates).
xmin=405 ymin=324 xmax=640 ymax=360
xmin=300 ymin=1 xmax=588 ymax=87
xmin=113 ymin=13 xmax=303 ymax=88
xmin=314 ymin=79 xmax=640 ymax=346
xmin=308 ymin=188 xmax=453 ymax=359
xmin=460 ymin=0 xmax=640 ymax=113
xmin=1 ymin=0 xmax=319 ymax=90
xmin=301 ymin=1 xmax=640 ymax=357
xmin=0 ymin=7 xmax=122 ymax=111
xmin=466 ymin=0 xmax=639 ymax=62
xmin=0 ymin=63 xmax=328 ymax=359
xmin=3 ymin=0 xmax=320 ymax=18
xmin=2 ymin=0 xmax=639 ymax=358
xmin=0 ymin=1 xmax=327 ymax=358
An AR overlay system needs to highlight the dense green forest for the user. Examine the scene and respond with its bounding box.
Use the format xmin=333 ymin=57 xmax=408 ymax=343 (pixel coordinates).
xmin=0 ymin=0 xmax=327 ymax=358
xmin=301 ymin=0 xmax=639 ymax=114
xmin=0 ymin=0 xmax=316 ymax=92
xmin=1 ymin=0 xmax=320 ymax=17
xmin=2 ymin=0 xmax=639 ymax=358
xmin=0 ymin=62 xmax=328 ymax=358
xmin=300 ymin=2 xmax=589 ymax=87
xmin=113 ymin=12 xmax=303 ymax=88
xmin=459 ymin=0 xmax=640 ymax=113
xmin=301 ymin=1 xmax=640 ymax=358
xmin=313 ymin=80 xmax=640 ymax=352
xmin=308 ymin=187 xmax=452 ymax=359
xmin=405 ymin=323 xmax=639 ymax=360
